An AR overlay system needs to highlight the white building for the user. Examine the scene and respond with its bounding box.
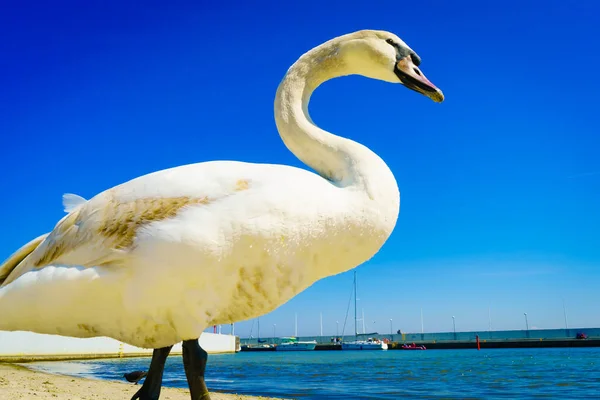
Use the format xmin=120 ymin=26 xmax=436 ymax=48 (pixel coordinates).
xmin=0 ymin=330 xmax=239 ymax=362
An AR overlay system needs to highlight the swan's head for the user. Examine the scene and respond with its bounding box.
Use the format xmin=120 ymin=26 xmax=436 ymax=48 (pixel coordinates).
xmin=336 ymin=30 xmax=444 ymax=103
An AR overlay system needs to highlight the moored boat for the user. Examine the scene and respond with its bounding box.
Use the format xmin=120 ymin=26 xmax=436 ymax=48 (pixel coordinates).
xmin=342 ymin=337 xmax=388 ymax=350
xmin=276 ymin=337 xmax=317 ymax=351
xmin=341 ymin=271 xmax=388 ymax=351
xmin=401 ymin=343 xmax=426 ymax=350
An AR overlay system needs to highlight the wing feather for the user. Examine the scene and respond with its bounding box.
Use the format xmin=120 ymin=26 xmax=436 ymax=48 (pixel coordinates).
xmin=1 ymin=165 xmax=255 ymax=286
xmin=0 ymin=233 xmax=49 ymax=285
xmin=1 ymin=191 xmax=214 ymax=286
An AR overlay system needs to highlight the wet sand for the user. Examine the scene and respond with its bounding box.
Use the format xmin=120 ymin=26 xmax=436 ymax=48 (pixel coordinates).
xmin=0 ymin=363 xmax=281 ymax=400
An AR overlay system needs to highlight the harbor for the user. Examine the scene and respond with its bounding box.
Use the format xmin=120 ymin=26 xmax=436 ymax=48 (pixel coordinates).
xmin=241 ymin=327 xmax=600 ymax=351
xmin=20 ymin=347 xmax=600 ymax=399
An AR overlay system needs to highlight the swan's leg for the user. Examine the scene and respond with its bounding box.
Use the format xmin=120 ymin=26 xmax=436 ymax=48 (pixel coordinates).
xmin=131 ymin=345 xmax=173 ymax=400
xmin=182 ymin=339 xmax=211 ymax=400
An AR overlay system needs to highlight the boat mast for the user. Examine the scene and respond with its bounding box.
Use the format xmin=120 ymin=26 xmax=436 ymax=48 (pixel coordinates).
xmin=362 ymin=309 xmax=366 ymax=334
xmin=320 ymin=313 xmax=323 ymax=337
xmin=295 ymin=313 xmax=298 ymax=337
xmin=354 ymin=270 xmax=358 ymax=339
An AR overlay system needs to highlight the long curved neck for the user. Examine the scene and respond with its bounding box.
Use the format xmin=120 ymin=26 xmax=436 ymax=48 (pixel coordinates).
xmin=274 ymin=40 xmax=399 ymax=205
xmin=274 ymin=44 xmax=353 ymax=185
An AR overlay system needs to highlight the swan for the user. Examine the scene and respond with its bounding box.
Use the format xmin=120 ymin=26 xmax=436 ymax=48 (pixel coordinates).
xmin=0 ymin=29 xmax=443 ymax=400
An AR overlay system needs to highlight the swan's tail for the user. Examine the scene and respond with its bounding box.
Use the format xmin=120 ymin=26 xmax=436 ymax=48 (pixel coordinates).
xmin=0 ymin=193 xmax=86 ymax=286
xmin=0 ymin=233 xmax=49 ymax=286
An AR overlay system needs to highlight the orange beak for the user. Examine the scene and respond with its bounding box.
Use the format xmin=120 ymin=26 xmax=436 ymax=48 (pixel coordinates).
xmin=394 ymin=55 xmax=444 ymax=103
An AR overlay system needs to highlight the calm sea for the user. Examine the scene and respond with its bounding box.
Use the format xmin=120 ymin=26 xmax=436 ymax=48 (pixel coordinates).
xmin=30 ymin=348 xmax=599 ymax=399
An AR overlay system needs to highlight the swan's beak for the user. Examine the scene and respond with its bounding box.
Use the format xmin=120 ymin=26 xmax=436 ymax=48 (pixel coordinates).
xmin=394 ymin=56 xmax=444 ymax=103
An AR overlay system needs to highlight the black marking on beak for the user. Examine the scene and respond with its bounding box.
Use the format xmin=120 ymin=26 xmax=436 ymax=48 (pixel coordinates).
xmin=410 ymin=53 xmax=421 ymax=66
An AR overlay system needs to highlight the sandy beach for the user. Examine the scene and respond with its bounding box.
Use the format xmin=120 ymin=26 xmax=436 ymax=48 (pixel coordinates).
xmin=0 ymin=363 xmax=281 ymax=400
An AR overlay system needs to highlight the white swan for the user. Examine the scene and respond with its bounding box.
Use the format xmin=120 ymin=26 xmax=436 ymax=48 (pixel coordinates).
xmin=0 ymin=29 xmax=443 ymax=399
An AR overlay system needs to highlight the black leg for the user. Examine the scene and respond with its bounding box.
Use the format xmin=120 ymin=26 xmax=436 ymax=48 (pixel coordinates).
xmin=131 ymin=345 xmax=173 ymax=400
xmin=182 ymin=339 xmax=211 ymax=400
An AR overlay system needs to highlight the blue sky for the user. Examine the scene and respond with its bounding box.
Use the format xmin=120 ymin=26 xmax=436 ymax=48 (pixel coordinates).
xmin=0 ymin=1 xmax=598 ymax=339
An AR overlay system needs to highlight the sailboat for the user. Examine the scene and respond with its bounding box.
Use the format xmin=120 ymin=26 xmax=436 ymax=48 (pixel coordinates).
xmin=341 ymin=271 xmax=388 ymax=350
xmin=241 ymin=317 xmax=275 ymax=351
xmin=276 ymin=313 xmax=317 ymax=351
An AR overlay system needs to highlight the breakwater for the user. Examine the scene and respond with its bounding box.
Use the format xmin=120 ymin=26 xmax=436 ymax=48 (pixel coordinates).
xmin=386 ymin=338 xmax=600 ymax=350
xmin=240 ymin=326 xmax=600 ymax=351
xmin=242 ymin=327 xmax=600 ymax=345
xmin=241 ymin=338 xmax=600 ymax=351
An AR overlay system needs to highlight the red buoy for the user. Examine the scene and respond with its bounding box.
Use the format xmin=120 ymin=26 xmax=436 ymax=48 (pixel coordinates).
xmin=476 ymin=334 xmax=480 ymax=350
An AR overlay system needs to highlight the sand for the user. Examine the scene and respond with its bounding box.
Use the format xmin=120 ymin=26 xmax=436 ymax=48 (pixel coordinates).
xmin=0 ymin=363 xmax=281 ymax=400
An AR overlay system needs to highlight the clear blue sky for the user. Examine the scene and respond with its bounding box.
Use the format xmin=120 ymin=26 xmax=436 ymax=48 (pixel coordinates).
xmin=0 ymin=1 xmax=598 ymax=338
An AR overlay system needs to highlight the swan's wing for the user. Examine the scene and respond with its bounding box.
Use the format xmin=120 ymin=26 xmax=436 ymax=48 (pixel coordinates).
xmin=1 ymin=198 xmax=114 ymax=286
xmin=0 ymin=233 xmax=49 ymax=284
xmin=0 ymin=160 xmax=324 ymax=287
xmin=1 ymin=186 xmax=231 ymax=287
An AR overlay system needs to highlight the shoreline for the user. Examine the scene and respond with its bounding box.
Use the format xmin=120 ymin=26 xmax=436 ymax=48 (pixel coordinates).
xmin=0 ymin=363 xmax=282 ymax=400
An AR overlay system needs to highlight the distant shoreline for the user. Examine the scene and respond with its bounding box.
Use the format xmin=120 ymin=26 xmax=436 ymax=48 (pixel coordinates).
xmin=0 ymin=363 xmax=281 ymax=400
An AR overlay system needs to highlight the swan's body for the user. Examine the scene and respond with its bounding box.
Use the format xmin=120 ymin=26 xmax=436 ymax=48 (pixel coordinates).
xmin=0 ymin=29 xmax=442 ymax=399
xmin=0 ymin=160 xmax=396 ymax=348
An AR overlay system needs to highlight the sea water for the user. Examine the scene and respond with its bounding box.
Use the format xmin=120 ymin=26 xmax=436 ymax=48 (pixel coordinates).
xmin=30 ymin=348 xmax=600 ymax=399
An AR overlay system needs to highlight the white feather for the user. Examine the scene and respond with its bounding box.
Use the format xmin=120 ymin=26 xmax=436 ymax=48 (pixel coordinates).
xmin=62 ymin=193 xmax=87 ymax=213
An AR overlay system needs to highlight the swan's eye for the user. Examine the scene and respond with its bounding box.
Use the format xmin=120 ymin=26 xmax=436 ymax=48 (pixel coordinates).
xmin=385 ymin=38 xmax=395 ymax=46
